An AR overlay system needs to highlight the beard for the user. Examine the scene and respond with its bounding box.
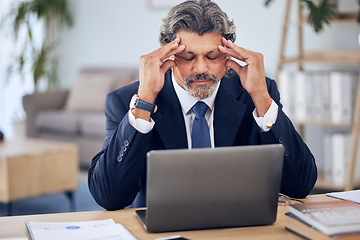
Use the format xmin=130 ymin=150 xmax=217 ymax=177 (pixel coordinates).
xmin=183 ymin=73 xmax=219 ymax=100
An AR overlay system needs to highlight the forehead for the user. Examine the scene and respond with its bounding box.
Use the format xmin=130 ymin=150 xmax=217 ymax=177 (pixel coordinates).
xmin=176 ymin=30 xmax=223 ymax=54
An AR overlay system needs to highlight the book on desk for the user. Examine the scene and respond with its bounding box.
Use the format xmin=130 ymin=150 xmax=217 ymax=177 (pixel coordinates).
xmin=285 ymin=200 xmax=360 ymax=239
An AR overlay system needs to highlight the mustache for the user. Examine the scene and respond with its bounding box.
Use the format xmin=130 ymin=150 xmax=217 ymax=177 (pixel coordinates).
xmin=184 ymin=73 xmax=218 ymax=82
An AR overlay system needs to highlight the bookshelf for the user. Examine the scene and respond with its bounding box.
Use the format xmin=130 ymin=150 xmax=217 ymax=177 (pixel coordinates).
xmin=275 ymin=0 xmax=360 ymax=191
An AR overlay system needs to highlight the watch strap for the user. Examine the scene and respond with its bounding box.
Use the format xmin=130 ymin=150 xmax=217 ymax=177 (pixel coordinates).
xmin=131 ymin=94 xmax=157 ymax=113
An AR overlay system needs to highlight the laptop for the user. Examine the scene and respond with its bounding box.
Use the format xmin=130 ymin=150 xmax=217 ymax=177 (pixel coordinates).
xmin=136 ymin=144 xmax=284 ymax=233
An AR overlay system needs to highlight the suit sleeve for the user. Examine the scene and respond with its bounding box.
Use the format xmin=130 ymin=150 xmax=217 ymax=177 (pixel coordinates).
xmin=260 ymin=78 xmax=318 ymax=198
xmin=88 ymin=90 xmax=151 ymax=210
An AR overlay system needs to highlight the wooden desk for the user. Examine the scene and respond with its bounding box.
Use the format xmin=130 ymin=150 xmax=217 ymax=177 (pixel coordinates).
xmin=0 ymin=194 xmax=336 ymax=240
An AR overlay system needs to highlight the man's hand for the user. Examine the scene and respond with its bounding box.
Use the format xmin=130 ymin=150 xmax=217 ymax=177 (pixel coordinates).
xmin=218 ymin=38 xmax=272 ymax=117
xmin=134 ymin=38 xmax=185 ymax=120
xmin=138 ymin=37 xmax=185 ymax=103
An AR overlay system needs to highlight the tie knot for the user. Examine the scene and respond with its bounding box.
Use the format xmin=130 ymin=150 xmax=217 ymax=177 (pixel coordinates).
xmin=193 ymin=102 xmax=208 ymax=117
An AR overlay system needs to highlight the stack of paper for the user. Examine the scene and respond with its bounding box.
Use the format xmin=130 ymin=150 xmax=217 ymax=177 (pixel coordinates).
xmin=327 ymin=190 xmax=360 ymax=204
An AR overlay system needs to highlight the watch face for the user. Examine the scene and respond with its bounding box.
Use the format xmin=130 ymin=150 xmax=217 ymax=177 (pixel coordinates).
xmin=129 ymin=94 xmax=139 ymax=110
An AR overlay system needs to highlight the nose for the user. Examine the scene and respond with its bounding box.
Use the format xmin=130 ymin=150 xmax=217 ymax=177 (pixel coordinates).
xmin=192 ymin=56 xmax=208 ymax=74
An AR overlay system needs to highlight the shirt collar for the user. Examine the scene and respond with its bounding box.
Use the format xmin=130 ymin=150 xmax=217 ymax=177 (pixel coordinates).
xmin=172 ymin=72 xmax=219 ymax=114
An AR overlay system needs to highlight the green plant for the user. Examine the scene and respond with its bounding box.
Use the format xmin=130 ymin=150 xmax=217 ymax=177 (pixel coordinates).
xmin=5 ymin=0 xmax=73 ymax=92
xmin=265 ymin=0 xmax=360 ymax=33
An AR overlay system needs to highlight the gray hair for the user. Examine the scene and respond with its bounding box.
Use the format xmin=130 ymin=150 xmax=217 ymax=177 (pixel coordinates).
xmin=159 ymin=0 xmax=236 ymax=46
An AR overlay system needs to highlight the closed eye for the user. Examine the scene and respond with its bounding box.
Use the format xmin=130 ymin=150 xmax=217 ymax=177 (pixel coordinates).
xmin=178 ymin=56 xmax=195 ymax=62
xmin=207 ymin=56 xmax=218 ymax=61
xmin=207 ymin=53 xmax=226 ymax=61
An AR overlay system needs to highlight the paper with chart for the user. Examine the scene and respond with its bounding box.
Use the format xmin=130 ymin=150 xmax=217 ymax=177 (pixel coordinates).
xmin=25 ymin=218 xmax=137 ymax=240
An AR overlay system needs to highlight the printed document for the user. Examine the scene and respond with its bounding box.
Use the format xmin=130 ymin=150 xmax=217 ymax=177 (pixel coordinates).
xmin=26 ymin=219 xmax=137 ymax=240
xmin=326 ymin=189 xmax=360 ymax=204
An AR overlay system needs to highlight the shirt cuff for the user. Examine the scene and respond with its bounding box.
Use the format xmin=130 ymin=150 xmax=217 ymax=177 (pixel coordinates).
xmin=253 ymin=100 xmax=278 ymax=132
xmin=128 ymin=109 xmax=155 ymax=134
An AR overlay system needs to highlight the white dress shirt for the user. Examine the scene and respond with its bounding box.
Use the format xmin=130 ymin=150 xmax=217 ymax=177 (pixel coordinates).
xmin=128 ymin=74 xmax=279 ymax=148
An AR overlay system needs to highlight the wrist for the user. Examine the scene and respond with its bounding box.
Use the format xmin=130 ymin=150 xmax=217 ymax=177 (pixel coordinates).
xmin=251 ymin=91 xmax=272 ymax=117
xmin=137 ymin=89 xmax=158 ymax=104
xmin=131 ymin=108 xmax=152 ymax=122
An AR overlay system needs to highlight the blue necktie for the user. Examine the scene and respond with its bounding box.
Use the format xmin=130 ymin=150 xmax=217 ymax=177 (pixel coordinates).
xmin=192 ymin=102 xmax=211 ymax=148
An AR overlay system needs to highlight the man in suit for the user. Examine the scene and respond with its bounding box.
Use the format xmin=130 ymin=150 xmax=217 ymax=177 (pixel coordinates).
xmin=88 ymin=0 xmax=317 ymax=210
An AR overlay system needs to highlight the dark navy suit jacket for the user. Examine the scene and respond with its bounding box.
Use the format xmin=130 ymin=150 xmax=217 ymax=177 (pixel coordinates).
xmin=88 ymin=70 xmax=317 ymax=210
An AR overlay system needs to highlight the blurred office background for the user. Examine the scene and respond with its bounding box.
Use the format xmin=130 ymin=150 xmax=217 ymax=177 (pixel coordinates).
xmin=2 ymin=0 xmax=359 ymax=131
xmin=0 ymin=0 xmax=360 ymax=131
xmin=0 ymin=0 xmax=359 ymax=215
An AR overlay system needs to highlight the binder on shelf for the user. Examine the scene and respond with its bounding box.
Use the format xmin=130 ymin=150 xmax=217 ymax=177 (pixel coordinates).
xmin=322 ymin=132 xmax=360 ymax=187
xmin=278 ymin=71 xmax=294 ymax=118
xmin=321 ymin=72 xmax=331 ymax=121
xmin=329 ymin=72 xmax=356 ymax=124
xmin=305 ymin=72 xmax=315 ymax=120
xmin=322 ymin=134 xmax=333 ymax=183
xmin=331 ymin=133 xmax=350 ymax=187
xmin=312 ymin=72 xmax=324 ymax=121
xmin=340 ymin=72 xmax=356 ymax=123
xmin=294 ymin=71 xmax=307 ymax=121
xmin=329 ymin=72 xmax=343 ymax=124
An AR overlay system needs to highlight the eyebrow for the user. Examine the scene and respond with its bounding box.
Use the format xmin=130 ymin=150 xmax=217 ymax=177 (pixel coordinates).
xmin=180 ymin=49 xmax=221 ymax=55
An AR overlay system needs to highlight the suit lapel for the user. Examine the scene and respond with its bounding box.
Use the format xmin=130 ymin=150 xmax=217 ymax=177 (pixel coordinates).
xmin=152 ymin=71 xmax=188 ymax=149
xmin=214 ymin=77 xmax=248 ymax=147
